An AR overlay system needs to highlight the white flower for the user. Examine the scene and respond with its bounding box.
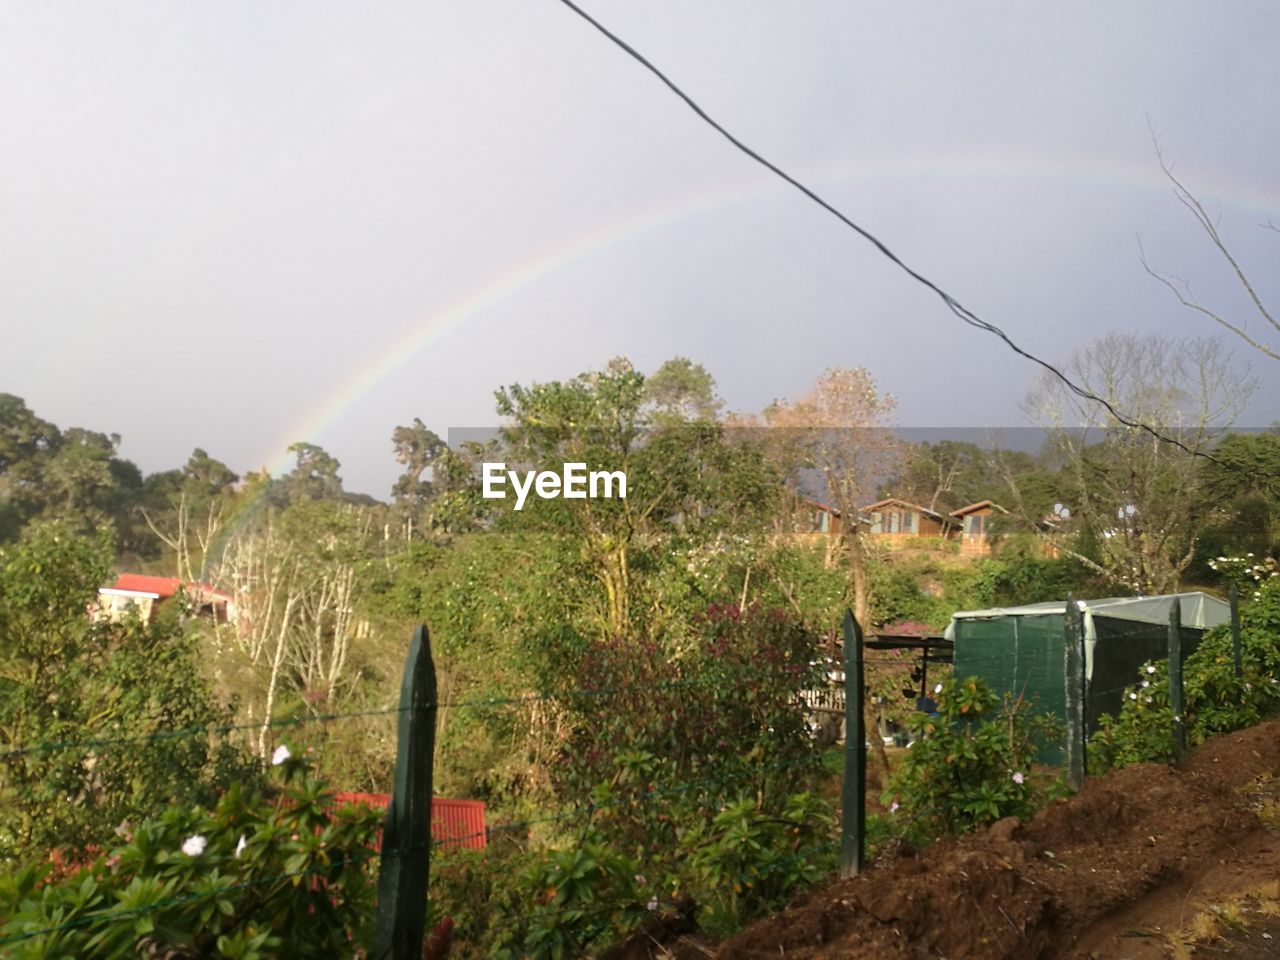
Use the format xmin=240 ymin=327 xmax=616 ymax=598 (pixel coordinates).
xmin=1011 ymin=772 xmax=1025 ymax=785
xmin=1142 ymin=681 xmax=1150 ymax=688
xmin=181 ymin=835 xmax=207 ymax=857
xmin=1147 ymin=665 xmax=1157 ymax=675
xmin=647 ymin=896 xmax=660 ymax=912
xmin=234 ymin=835 xmax=247 ymax=858
xmin=271 ymin=745 xmax=291 ymax=766
xmin=934 ymin=683 xmax=943 ymax=694
xmin=1129 ymin=693 xmax=1138 ymax=700
xmin=890 ymin=801 xmax=900 ymax=813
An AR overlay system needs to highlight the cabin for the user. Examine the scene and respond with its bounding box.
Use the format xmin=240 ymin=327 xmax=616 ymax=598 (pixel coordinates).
xmin=801 ymin=499 xmax=846 ymax=537
xmin=96 ymin=574 xmax=237 ymax=626
xmin=861 ymin=498 xmax=958 ymax=542
xmin=950 ymin=500 xmax=1009 ymax=556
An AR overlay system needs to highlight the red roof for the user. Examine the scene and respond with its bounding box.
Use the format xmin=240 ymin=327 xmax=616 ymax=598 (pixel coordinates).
xmin=104 ymin=574 xmax=184 ymax=597
xmin=100 ymin=575 xmax=234 ymax=603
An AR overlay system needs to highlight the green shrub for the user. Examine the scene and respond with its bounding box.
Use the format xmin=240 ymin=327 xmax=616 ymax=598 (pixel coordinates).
xmin=883 ymin=677 xmax=1063 ymax=844
xmin=681 ymin=792 xmax=835 ymax=937
xmin=1092 ymin=578 xmax=1280 ymax=769
xmin=0 ymin=747 xmax=381 ymax=959
xmin=489 ymin=835 xmax=647 ymax=960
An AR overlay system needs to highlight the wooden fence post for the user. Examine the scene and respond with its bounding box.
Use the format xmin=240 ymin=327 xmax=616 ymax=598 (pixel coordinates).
xmin=1062 ymin=597 xmax=1086 ymax=792
xmin=840 ymin=609 xmax=865 ymax=879
xmin=374 ymin=625 xmax=438 ymax=960
xmin=1229 ymin=583 xmax=1243 ymax=680
xmin=1168 ymin=600 xmax=1185 ymax=757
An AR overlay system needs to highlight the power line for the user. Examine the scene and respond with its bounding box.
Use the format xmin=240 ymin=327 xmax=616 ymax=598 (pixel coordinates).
xmin=551 ymin=0 xmax=1227 ymax=467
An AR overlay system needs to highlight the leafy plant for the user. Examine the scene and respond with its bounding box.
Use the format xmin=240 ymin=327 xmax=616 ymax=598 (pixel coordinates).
xmin=1092 ymin=578 xmax=1280 ymax=768
xmin=884 ymin=677 xmax=1063 ymax=843
xmin=681 ymin=792 xmax=835 ymax=936
xmin=0 ymin=748 xmax=382 ymax=959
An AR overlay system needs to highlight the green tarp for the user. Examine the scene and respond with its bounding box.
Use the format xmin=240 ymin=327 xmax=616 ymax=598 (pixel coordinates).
xmin=946 ymin=593 xmax=1230 ymax=764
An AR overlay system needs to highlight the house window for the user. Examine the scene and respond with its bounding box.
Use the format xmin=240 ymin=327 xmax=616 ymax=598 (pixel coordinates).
xmin=966 ymin=514 xmax=985 ymax=537
xmin=904 ymin=511 xmax=918 ymax=534
xmin=870 ymin=511 xmax=883 ymax=534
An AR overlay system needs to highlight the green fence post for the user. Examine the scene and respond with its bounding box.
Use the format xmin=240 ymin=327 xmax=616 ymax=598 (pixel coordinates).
xmin=1229 ymin=583 xmax=1243 ymax=680
xmin=840 ymin=609 xmax=865 ymax=879
xmin=1168 ymin=599 xmax=1185 ymax=757
xmin=374 ymin=625 xmax=438 ymax=960
xmin=1062 ymin=597 xmax=1086 ymax=791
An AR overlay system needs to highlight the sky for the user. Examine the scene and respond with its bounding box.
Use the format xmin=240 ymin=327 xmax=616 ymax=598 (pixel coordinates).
xmin=1 ymin=1 xmax=1278 ymax=498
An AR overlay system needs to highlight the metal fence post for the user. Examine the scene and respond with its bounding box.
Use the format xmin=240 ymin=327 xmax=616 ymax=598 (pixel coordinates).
xmin=840 ymin=609 xmax=865 ymax=878
xmin=374 ymin=625 xmax=438 ymax=960
xmin=1062 ymin=597 xmax=1086 ymax=791
xmin=1168 ymin=599 xmax=1185 ymax=757
xmin=1229 ymin=583 xmax=1243 ymax=680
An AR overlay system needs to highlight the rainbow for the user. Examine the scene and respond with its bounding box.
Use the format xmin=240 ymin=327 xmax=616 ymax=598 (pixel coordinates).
xmin=254 ymin=147 xmax=1280 ymax=484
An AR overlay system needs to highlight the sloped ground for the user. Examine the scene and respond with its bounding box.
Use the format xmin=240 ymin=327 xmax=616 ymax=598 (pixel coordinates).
xmin=706 ymin=720 xmax=1280 ymax=960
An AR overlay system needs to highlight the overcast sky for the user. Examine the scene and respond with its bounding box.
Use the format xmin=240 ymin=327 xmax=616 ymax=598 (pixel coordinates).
xmin=2 ymin=1 xmax=1278 ymax=497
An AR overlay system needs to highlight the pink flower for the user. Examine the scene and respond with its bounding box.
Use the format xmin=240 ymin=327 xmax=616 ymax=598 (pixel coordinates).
xmin=1011 ymin=772 xmax=1025 ymax=785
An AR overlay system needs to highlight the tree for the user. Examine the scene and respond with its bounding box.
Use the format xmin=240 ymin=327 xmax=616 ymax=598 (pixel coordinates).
xmin=752 ymin=368 xmax=899 ymax=626
xmin=279 ymin=441 xmax=343 ymax=504
xmin=643 ymin=356 xmax=723 ymax=426
xmin=0 ymin=523 xmax=251 ymax=859
xmin=1141 ymin=147 xmax=1279 ymax=363
xmin=1026 ymin=333 xmax=1256 ymax=593
xmin=390 ymin=418 xmax=448 ymax=528
xmin=141 ymin=449 xmax=240 ymax=582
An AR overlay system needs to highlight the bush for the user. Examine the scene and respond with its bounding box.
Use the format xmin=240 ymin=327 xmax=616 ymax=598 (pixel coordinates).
xmin=681 ymin=792 xmax=835 ymax=937
xmin=0 ymin=748 xmax=381 ymax=959
xmin=883 ymin=677 xmax=1063 ymax=844
xmin=0 ymin=524 xmax=256 ymax=863
xmin=1092 ymin=578 xmax=1280 ymax=769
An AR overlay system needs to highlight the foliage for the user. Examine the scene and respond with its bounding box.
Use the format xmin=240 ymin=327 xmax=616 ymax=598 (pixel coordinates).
xmin=551 ymin=606 xmax=825 ymax=865
xmin=1092 ymin=578 xmax=1280 ymax=768
xmin=681 ymin=792 xmax=835 ymax=937
xmin=0 ymin=523 xmax=256 ymax=863
xmin=884 ymin=677 xmax=1063 ymax=844
xmin=490 ymin=837 xmax=648 ymax=960
xmin=0 ymin=749 xmax=381 ymax=959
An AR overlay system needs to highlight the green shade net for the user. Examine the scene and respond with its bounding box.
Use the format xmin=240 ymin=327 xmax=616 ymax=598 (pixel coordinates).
xmin=953 ymin=613 xmax=1066 ymax=763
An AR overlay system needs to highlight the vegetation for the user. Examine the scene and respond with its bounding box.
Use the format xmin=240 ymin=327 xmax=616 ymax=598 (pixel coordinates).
xmin=0 ymin=341 xmax=1275 ymax=955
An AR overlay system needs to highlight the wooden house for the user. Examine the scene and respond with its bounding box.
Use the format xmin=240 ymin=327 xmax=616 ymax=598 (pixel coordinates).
xmin=950 ymin=500 xmax=1009 ymax=556
xmin=861 ymin=498 xmax=958 ymax=542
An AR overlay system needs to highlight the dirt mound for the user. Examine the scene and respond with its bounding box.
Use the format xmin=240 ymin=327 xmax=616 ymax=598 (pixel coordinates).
xmin=714 ymin=720 xmax=1280 ymax=960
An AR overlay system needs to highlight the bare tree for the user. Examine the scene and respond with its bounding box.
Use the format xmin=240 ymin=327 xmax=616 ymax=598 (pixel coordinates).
xmin=1026 ymin=333 xmax=1255 ymax=593
xmin=1141 ymin=144 xmax=1279 ymax=362
xmin=758 ymin=368 xmax=901 ymax=626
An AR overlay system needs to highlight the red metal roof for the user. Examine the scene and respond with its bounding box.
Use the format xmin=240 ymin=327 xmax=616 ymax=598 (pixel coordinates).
xmin=331 ymin=793 xmax=487 ymax=850
xmin=104 ymin=574 xmax=184 ymax=597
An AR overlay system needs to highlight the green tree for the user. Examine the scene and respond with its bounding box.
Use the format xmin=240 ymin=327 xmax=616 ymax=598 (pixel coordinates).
xmin=0 ymin=523 xmax=253 ymax=861
xmin=279 ymin=442 xmax=343 ymax=504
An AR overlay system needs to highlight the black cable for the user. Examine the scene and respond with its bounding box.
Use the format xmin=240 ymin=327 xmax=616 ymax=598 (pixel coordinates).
xmin=552 ymin=0 xmax=1227 ymax=466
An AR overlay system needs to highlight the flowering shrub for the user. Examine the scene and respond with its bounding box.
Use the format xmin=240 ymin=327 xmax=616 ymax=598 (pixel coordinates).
xmin=883 ymin=677 xmax=1063 ymax=844
xmin=1208 ymin=553 xmax=1279 ymax=598
xmin=1092 ymin=578 xmax=1280 ymax=768
xmin=0 ymin=747 xmax=381 ymax=959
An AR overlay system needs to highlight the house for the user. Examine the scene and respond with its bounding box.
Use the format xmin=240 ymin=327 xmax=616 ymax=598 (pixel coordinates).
xmin=949 ymin=500 xmax=1009 ymax=556
xmin=801 ymin=499 xmax=846 ymax=537
xmin=861 ymin=498 xmax=958 ymax=541
xmin=96 ymin=574 xmax=237 ymax=626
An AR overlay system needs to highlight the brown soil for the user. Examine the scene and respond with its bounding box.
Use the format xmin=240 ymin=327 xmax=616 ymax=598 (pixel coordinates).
xmin=705 ymin=720 xmax=1280 ymax=960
